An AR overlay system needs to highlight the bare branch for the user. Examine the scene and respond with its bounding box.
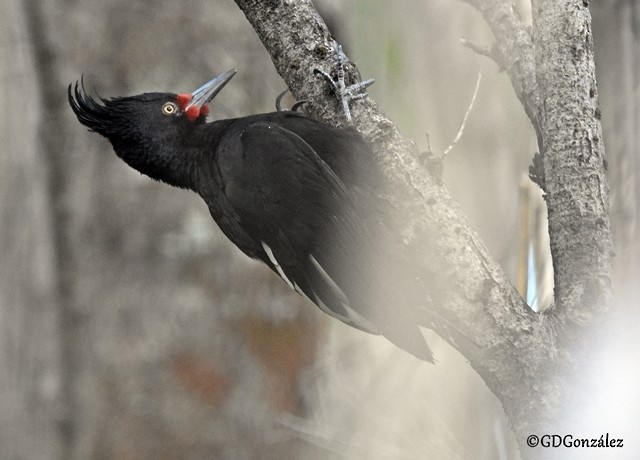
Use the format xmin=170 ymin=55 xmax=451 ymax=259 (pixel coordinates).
xmin=442 ymin=73 xmax=482 ymax=157
xmin=532 ymin=0 xmax=612 ymax=324
xmin=234 ymin=1 xmax=558 ymax=450
xmin=461 ymin=38 xmax=497 ymax=63
xmin=459 ymin=0 xmax=543 ymax=149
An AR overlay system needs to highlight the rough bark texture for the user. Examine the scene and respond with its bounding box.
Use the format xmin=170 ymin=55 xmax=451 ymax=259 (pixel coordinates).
xmin=532 ymin=0 xmax=612 ymax=325
xmin=236 ymin=0 xmax=547 ymax=447
xmin=234 ymin=0 xmax=613 ymax=457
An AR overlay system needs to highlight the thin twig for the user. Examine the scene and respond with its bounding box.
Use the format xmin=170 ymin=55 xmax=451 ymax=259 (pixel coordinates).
xmin=424 ymin=132 xmax=433 ymax=156
xmin=461 ymin=38 xmax=496 ymax=63
xmin=442 ymin=73 xmax=482 ymax=157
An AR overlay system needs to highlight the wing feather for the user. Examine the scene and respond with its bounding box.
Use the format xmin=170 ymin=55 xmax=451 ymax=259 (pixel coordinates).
xmin=216 ymin=121 xmax=374 ymax=328
xmin=211 ymin=117 xmax=433 ymax=361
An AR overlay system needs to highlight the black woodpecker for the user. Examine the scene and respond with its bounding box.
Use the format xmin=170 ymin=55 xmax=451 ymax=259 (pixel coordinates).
xmin=68 ymin=62 xmax=435 ymax=362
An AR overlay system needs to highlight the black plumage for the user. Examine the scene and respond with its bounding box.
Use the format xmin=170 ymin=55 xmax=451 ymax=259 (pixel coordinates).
xmin=68 ymin=70 xmax=434 ymax=361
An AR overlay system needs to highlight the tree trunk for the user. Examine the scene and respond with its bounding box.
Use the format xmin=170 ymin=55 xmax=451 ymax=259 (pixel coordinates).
xmin=532 ymin=0 xmax=612 ymax=325
xmin=234 ymin=0 xmax=613 ymax=457
xmin=0 ymin=1 xmax=64 ymax=458
xmin=22 ymin=2 xmax=82 ymax=457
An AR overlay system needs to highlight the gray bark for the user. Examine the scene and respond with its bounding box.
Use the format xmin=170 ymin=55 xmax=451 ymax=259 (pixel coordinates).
xmin=234 ymin=0 xmax=613 ymax=457
xmin=532 ymin=0 xmax=612 ymax=325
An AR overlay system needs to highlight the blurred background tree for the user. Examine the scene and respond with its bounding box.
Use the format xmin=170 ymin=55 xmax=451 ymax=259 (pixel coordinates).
xmin=0 ymin=0 xmax=636 ymax=459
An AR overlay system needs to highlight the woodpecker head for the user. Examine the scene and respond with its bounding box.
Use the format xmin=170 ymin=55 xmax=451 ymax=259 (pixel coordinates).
xmin=68 ymin=69 xmax=236 ymax=188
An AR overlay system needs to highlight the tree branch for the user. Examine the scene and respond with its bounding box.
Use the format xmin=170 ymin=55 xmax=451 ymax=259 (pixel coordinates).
xmin=460 ymin=0 xmax=612 ymax=330
xmin=459 ymin=0 xmax=543 ymax=150
xmin=233 ymin=0 xmax=559 ymax=448
xmin=532 ymin=0 xmax=612 ymax=326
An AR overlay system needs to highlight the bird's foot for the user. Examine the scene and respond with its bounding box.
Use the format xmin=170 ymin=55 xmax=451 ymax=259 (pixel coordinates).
xmin=314 ymin=45 xmax=375 ymax=121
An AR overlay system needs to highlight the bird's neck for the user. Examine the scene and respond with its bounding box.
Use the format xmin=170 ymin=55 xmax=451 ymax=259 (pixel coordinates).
xmin=110 ymin=119 xmax=235 ymax=191
xmin=189 ymin=119 xmax=236 ymax=193
xmin=110 ymin=124 xmax=210 ymax=191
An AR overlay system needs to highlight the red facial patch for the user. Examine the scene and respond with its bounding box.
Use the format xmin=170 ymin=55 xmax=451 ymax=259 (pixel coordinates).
xmin=200 ymin=104 xmax=210 ymax=117
xmin=185 ymin=105 xmax=201 ymax=121
xmin=176 ymin=93 xmax=192 ymax=111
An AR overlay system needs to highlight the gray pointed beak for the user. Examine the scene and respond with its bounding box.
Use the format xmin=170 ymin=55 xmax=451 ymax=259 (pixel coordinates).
xmin=187 ymin=69 xmax=237 ymax=109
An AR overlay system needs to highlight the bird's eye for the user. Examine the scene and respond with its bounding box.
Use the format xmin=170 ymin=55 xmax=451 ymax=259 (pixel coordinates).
xmin=162 ymin=102 xmax=178 ymax=116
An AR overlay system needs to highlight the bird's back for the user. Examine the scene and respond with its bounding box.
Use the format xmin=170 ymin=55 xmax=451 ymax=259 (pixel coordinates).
xmin=199 ymin=111 xmax=434 ymax=361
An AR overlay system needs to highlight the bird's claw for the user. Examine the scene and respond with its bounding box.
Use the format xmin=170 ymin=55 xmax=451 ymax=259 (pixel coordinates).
xmin=276 ymin=89 xmax=310 ymax=113
xmin=314 ymin=45 xmax=375 ymax=121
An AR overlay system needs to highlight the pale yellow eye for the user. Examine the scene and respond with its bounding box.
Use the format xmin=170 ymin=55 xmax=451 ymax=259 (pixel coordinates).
xmin=162 ymin=102 xmax=178 ymax=115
